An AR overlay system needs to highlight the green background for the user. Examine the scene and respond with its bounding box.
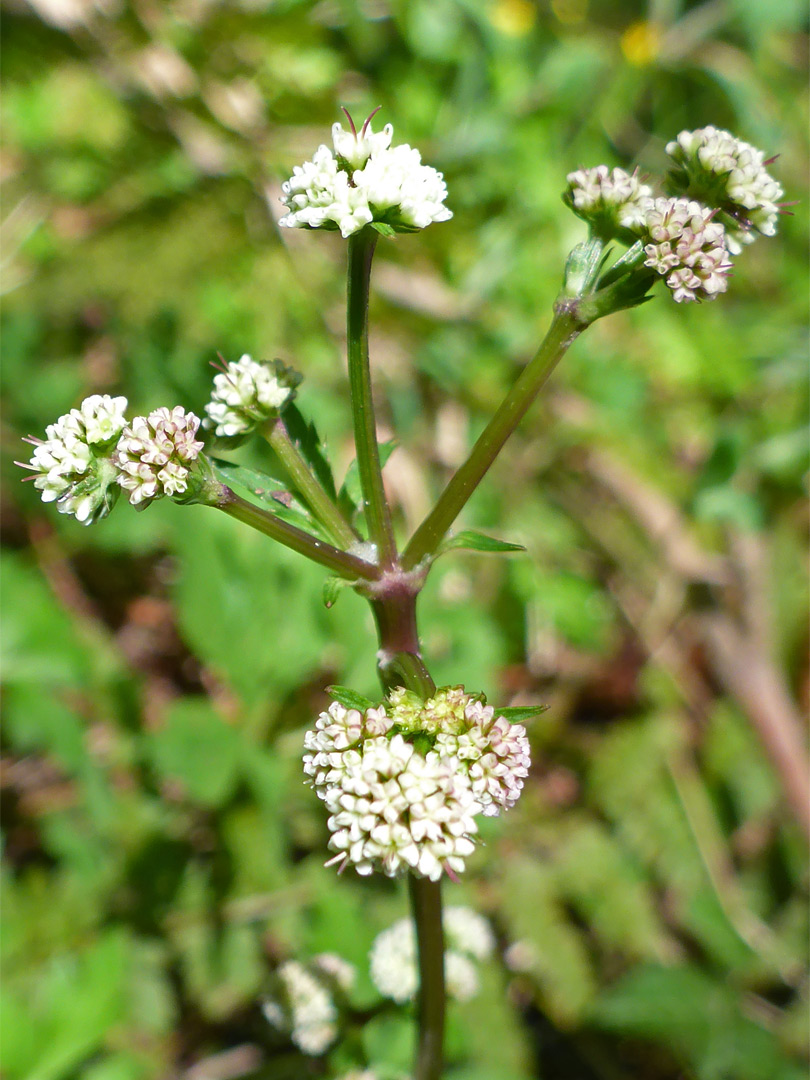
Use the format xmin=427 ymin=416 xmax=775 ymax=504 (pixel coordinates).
xmin=2 ymin=1 xmax=808 ymax=1077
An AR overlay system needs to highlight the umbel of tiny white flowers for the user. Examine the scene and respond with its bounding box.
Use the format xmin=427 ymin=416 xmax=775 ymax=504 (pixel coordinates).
xmin=369 ymin=906 xmax=494 ymax=1004
xmin=665 ymin=126 xmax=785 ymax=255
xmin=203 ymin=353 xmax=301 ymax=441
xmin=279 ymin=108 xmax=452 ymax=238
xmin=302 ymin=687 xmax=531 ymax=880
xmin=114 ymin=406 xmax=212 ymax=509
xmin=18 ymin=394 xmax=128 ymax=525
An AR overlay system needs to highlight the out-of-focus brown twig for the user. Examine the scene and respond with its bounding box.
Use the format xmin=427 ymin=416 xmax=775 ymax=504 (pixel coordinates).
xmin=183 ymin=1045 xmax=263 ymax=1080
xmin=701 ymin=613 xmax=810 ymax=840
xmin=566 ymin=435 xmax=810 ymax=841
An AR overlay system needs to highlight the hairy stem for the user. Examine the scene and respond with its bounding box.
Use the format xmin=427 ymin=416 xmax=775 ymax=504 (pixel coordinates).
xmin=263 ymin=417 xmax=358 ymax=549
xmin=217 ymin=487 xmax=379 ymax=581
xmin=402 ymin=305 xmax=584 ymax=570
xmin=347 ymin=229 xmax=397 ymax=568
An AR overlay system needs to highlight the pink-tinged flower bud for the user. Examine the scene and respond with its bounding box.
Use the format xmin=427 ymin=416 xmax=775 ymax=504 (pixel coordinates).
xmin=114 ymin=406 xmax=204 ymax=508
xmin=638 ymin=197 xmax=732 ymax=303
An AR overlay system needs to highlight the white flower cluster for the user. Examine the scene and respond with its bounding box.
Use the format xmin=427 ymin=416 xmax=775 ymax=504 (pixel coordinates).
xmin=369 ymin=906 xmax=494 ymax=1004
xmin=666 ymin=126 xmax=783 ymax=253
xmin=203 ymin=354 xmax=297 ymax=439
xmin=19 ymin=395 xmax=128 ymax=525
xmin=262 ymin=959 xmax=338 ymax=1056
xmin=303 ymin=688 xmax=531 ymax=880
xmin=324 ymin=732 xmax=479 ymax=881
xmin=280 ymin=112 xmax=452 ymax=238
xmin=114 ymin=406 xmax=204 ymax=508
xmin=565 ymin=166 xmax=653 ymax=236
xmin=639 ymin=197 xmax=731 ymax=303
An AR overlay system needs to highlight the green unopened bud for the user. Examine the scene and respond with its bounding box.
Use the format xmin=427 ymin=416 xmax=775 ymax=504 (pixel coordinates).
xmin=560 ymin=237 xmax=605 ymax=298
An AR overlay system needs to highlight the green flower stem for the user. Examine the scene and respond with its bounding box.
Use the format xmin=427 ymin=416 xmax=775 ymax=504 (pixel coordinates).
xmin=347 ymin=228 xmax=397 ymax=568
xmin=217 ymin=486 xmax=379 ymax=581
xmin=262 ymin=417 xmax=358 ymax=549
xmin=371 ymin=584 xmax=442 ymax=1080
xmin=409 ymin=875 xmax=445 ymax=1080
xmin=401 ymin=304 xmax=585 ymax=571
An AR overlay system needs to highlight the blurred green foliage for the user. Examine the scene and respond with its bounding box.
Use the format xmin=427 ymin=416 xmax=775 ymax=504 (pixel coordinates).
xmin=1 ymin=0 xmax=808 ymax=1077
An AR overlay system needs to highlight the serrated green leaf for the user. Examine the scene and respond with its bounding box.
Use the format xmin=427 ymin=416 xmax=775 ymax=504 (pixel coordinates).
xmin=326 ymin=685 xmax=376 ymax=710
xmin=281 ymin=403 xmax=337 ymax=498
xmin=339 ymin=441 xmax=397 ymax=517
xmin=437 ymin=530 xmax=526 ymax=556
xmin=212 ymin=459 xmax=327 ymax=537
xmin=498 ymin=704 xmax=549 ymax=723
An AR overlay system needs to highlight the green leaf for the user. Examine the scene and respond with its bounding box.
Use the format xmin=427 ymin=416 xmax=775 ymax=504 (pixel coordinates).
xmin=323 ymin=575 xmax=351 ymax=608
xmin=338 ymin=440 xmax=397 ymax=517
xmin=437 ymin=530 xmax=526 ymax=556
xmin=326 ymin=685 xmax=376 ymax=711
xmin=589 ymin=964 xmax=801 ymax=1080
xmin=281 ymin=402 xmax=337 ymax=499
xmin=370 ymin=221 xmax=397 ymax=237
xmin=498 ymin=704 xmax=549 ymax=723
xmin=212 ymin=459 xmax=327 ymax=537
xmin=145 ymin=698 xmax=242 ymax=808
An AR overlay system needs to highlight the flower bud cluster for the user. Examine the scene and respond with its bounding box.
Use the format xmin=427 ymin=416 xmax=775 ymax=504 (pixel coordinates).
xmin=203 ymin=354 xmax=299 ymax=439
xmin=280 ymin=112 xmax=452 ymax=238
xmin=303 ymin=688 xmax=531 ymax=880
xmin=262 ymin=959 xmax=341 ymax=1056
xmin=22 ymin=395 xmax=220 ymax=522
xmin=564 ymin=166 xmax=653 ymax=238
xmin=114 ymin=406 xmax=205 ymax=508
xmin=369 ymin=906 xmax=494 ymax=1004
xmin=639 ymin=197 xmax=731 ymax=303
xmin=564 ymin=127 xmax=781 ymax=305
xmin=19 ymin=395 xmax=128 ymax=525
xmin=388 ymin=686 xmax=531 ymax=816
xmin=665 ymin=126 xmax=783 ymax=253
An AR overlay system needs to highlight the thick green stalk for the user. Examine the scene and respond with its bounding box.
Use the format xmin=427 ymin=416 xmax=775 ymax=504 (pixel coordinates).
xmin=402 ymin=305 xmax=584 ymax=570
xmin=263 ymin=417 xmax=358 ymax=549
xmin=347 ymin=229 xmax=397 ymax=568
xmin=408 ymin=875 xmax=445 ymax=1080
xmin=217 ymin=487 xmax=379 ymax=581
xmin=371 ymin=584 xmax=443 ymax=1080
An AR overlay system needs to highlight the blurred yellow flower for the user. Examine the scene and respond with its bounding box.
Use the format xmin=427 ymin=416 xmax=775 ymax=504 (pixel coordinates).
xmin=489 ymin=0 xmax=537 ymax=36
xmin=621 ymin=20 xmax=662 ymax=65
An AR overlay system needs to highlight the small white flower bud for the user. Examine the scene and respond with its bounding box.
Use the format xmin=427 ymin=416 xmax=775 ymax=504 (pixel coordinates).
xmin=564 ymin=166 xmax=653 ymax=238
xmin=204 ymin=354 xmax=299 ymax=439
xmin=332 ymin=111 xmax=394 ymax=169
